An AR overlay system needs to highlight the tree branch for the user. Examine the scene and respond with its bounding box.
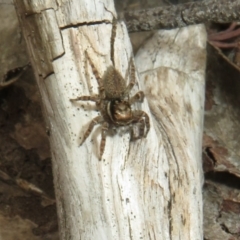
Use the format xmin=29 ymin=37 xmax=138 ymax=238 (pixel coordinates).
xmin=121 ymin=0 xmax=240 ymax=32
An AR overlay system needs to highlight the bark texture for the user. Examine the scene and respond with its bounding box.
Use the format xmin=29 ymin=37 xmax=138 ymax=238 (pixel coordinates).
xmin=14 ymin=0 xmax=206 ymax=239
xmin=121 ymin=0 xmax=240 ymax=32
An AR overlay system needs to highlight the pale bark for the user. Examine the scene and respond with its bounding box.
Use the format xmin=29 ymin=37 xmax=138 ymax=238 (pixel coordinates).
xmin=14 ymin=0 xmax=206 ymax=239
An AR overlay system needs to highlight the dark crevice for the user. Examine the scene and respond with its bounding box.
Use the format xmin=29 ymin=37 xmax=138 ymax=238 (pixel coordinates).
xmin=180 ymin=9 xmax=188 ymax=26
xmin=220 ymin=223 xmax=231 ymax=234
xmin=168 ymin=199 xmax=173 ymax=240
xmin=42 ymin=71 xmax=54 ymax=80
xmin=127 ymin=216 xmax=133 ymax=240
xmin=52 ymin=51 xmax=65 ymax=62
xmin=205 ymin=147 xmax=217 ymax=164
xmin=25 ymin=7 xmax=59 ymax=17
xmin=205 ymin=171 xmax=240 ymax=190
xmin=60 ymin=20 xmax=112 ymax=31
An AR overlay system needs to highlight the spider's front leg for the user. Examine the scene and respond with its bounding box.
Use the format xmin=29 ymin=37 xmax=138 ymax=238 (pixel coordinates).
xmin=70 ymin=95 xmax=99 ymax=102
xmin=131 ymin=110 xmax=150 ymax=141
xmin=79 ymin=116 xmax=104 ymax=146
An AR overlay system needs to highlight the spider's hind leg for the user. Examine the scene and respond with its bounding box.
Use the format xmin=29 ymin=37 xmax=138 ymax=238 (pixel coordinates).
xmin=99 ymin=122 xmax=109 ymax=160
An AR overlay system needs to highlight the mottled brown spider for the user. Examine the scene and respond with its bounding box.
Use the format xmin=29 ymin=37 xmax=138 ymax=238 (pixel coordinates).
xmin=71 ymin=17 xmax=149 ymax=159
xmin=70 ymin=52 xmax=150 ymax=159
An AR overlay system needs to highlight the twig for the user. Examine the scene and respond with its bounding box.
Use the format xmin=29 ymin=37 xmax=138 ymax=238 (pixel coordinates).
xmin=120 ymin=0 xmax=240 ymax=32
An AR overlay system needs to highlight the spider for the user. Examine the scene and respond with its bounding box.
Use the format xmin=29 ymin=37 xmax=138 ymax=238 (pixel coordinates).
xmin=70 ymin=52 xmax=150 ymax=159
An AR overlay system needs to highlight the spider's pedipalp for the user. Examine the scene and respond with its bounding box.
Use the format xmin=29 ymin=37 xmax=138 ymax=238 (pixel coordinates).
xmin=130 ymin=117 xmax=144 ymax=141
xmin=132 ymin=110 xmax=150 ymax=139
xmin=80 ymin=116 xmax=104 ymax=146
xmin=129 ymin=91 xmax=144 ymax=105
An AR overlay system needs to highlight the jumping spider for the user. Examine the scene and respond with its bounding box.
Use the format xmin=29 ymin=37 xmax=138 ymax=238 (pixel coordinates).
xmin=70 ymin=52 xmax=150 ymax=159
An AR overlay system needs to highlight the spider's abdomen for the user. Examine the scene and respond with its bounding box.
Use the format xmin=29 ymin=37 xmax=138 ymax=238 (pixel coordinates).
xmin=103 ymin=66 xmax=126 ymax=99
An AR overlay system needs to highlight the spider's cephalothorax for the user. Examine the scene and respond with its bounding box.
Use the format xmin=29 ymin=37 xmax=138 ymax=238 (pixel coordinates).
xmin=70 ymin=52 xmax=150 ymax=160
xmin=108 ymin=100 xmax=133 ymax=125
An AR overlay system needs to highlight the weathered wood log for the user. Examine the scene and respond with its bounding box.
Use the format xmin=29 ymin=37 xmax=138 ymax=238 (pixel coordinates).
xmin=14 ymin=0 xmax=206 ymax=239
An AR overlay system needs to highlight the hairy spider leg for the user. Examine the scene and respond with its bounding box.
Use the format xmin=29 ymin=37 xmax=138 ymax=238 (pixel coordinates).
xmin=110 ymin=17 xmax=117 ymax=66
xmin=129 ymin=91 xmax=144 ymax=105
xmin=70 ymin=96 xmax=99 ymax=102
xmin=131 ymin=110 xmax=150 ymax=140
xmin=79 ymin=116 xmax=104 ymax=146
xmin=124 ymin=58 xmax=136 ymax=97
xmin=99 ymin=122 xmax=109 ymax=160
xmin=85 ymin=51 xmax=105 ymax=98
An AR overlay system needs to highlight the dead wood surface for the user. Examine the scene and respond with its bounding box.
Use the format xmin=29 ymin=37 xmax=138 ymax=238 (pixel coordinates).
xmin=13 ymin=0 xmax=206 ymax=239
